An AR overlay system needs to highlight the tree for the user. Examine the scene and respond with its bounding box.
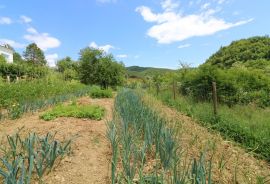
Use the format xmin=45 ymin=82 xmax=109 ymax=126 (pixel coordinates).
xmin=23 ymin=43 xmax=46 ymax=66
xmin=79 ymin=47 xmax=126 ymax=88
xmin=0 ymin=55 xmax=6 ymax=64
xmin=13 ymin=52 xmax=24 ymax=63
xmin=57 ymin=57 xmax=74 ymax=72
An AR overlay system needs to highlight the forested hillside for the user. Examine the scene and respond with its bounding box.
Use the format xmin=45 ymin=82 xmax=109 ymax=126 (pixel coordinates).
xmin=127 ymin=66 xmax=174 ymax=78
xmin=205 ymin=36 xmax=270 ymax=70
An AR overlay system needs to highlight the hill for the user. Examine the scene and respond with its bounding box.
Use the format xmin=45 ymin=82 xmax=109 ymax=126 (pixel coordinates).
xmin=126 ymin=66 xmax=175 ymax=78
xmin=205 ymin=36 xmax=270 ymax=68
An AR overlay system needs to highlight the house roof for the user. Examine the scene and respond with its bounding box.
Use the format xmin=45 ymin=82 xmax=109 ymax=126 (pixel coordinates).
xmin=0 ymin=45 xmax=14 ymax=54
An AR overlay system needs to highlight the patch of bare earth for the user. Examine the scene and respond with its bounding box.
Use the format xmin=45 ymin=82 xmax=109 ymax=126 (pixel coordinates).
xmin=143 ymin=96 xmax=270 ymax=184
xmin=0 ymin=97 xmax=113 ymax=184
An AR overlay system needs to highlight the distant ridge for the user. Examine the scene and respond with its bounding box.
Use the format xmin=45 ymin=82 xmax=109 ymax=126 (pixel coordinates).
xmin=126 ymin=66 xmax=175 ymax=78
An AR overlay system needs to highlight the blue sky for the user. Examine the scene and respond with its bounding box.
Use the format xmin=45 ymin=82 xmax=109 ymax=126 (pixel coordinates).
xmin=0 ymin=0 xmax=269 ymax=68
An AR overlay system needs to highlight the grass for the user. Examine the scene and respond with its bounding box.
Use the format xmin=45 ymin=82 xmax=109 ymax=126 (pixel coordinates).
xmin=88 ymin=86 xmax=113 ymax=98
xmin=154 ymin=89 xmax=270 ymax=161
xmin=40 ymin=103 xmax=105 ymax=121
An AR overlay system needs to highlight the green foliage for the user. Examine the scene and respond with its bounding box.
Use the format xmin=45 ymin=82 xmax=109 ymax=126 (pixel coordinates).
xmin=179 ymin=64 xmax=270 ymax=107
xmin=13 ymin=52 xmax=23 ymax=63
xmin=127 ymin=65 xmax=175 ymax=79
xmin=155 ymin=90 xmax=270 ymax=161
xmin=79 ymin=47 xmax=126 ymax=88
xmin=206 ymin=36 xmax=270 ymax=68
xmin=0 ymin=77 xmax=90 ymax=119
xmin=0 ymin=62 xmax=48 ymax=80
xmin=56 ymin=57 xmax=79 ymax=81
xmin=0 ymin=55 xmax=6 ymax=64
xmin=89 ymin=86 xmax=113 ymax=98
xmin=56 ymin=57 xmax=74 ymax=72
xmin=40 ymin=103 xmax=105 ymax=121
xmin=23 ymin=43 xmax=46 ymax=66
xmin=0 ymin=131 xmax=73 ymax=183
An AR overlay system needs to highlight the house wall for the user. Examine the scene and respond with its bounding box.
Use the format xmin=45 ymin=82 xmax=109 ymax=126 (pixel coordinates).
xmin=0 ymin=48 xmax=13 ymax=63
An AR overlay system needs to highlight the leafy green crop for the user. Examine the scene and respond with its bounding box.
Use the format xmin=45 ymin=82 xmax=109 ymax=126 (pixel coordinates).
xmin=40 ymin=104 xmax=105 ymax=121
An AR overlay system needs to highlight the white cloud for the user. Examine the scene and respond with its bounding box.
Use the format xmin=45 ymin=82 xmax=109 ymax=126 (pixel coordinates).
xmin=96 ymin=0 xmax=117 ymax=3
xmin=201 ymin=3 xmax=210 ymax=10
xmin=20 ymin=15 xmax=32 ymax=23
xmin=178 ymin=43 xmax=191 ymax=49
xmin=161 ymin=0 xmax=179 ymax=11
xmin=46 ymin=53 xmax=58 ymax=67
xmin=0 ymin=17 xmax=12 ymax=24
xmin=0 ymin=39 xmax=26 ymax=48
xmin=136 ymin=0 xmax=253 ymax=44
xmin=24 ymin=27 xmax=61 ymax=51
xmin=26 ymin=27 xmax=38 ymax=34
xmin=217 ymin=0 xmax=226 ymax=4
xmin=89 ymin=42 xmax=114 ymax=53
xmin=116 ymin=54 xmax=128 ymax=58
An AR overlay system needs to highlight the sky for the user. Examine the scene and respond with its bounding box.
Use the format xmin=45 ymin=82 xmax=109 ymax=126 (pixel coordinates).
xmin=0 ymin=0 xmax=269 ymax=68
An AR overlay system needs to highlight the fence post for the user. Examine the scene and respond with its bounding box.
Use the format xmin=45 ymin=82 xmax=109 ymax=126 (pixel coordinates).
xmin=156 ymin=84 xmax=159 ymax=96
xmin=173 ymin=79 xmax=176 ymax=100
xmin=7 ymin=75 xmax=10 ymax=83
xmin=212 ymin=81 xmax=218 ymax=116
xmin=16 ymin=76 xmax=19 ymax=82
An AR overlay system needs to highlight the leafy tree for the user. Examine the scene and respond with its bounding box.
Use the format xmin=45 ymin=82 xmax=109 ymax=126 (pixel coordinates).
xmin=0 ymin=55 xmax=6 ymax=64
xmin=23 ymin=43 xmax=46 ymax=66
xmin=79 ymin=47 xmax=126 ymax=88
xmin=57 ymin=57 xmax=74 ymax=72
xmin=13 ymin=52 xmax=24 ymax=63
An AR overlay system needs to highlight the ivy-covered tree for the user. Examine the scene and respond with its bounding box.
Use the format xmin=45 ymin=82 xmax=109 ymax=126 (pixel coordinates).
xmin=23 ymin=43 xmax=46 ymax=66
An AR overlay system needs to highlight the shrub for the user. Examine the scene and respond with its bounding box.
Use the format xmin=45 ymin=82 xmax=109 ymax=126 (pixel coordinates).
xmin=89 ymin=86 xmax=113 ymax=98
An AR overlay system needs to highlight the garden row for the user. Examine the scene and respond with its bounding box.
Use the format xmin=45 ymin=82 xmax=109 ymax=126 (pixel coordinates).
xmin=107 ymin=89 xmax=212 ymax=183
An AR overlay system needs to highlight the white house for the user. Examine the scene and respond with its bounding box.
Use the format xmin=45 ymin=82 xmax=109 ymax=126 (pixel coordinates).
xmin=0 ymin=45 xmax=14 ymax=63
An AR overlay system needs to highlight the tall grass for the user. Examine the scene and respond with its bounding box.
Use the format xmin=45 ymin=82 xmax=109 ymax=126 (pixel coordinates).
xmin=155 ymin=89 xmax=270 ymax=161
xmin=107 ymin=89 xmax=212 ymax=183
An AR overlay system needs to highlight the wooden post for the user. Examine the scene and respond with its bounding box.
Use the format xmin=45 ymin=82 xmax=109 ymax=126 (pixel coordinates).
xmin=173 ymin=79 xmax=176 ymax=100
xmin=7 ymin=75 xmax=10 ymax=83
xmin=156 ymin=84 xmax=159 ymax=96
xmin=212 ymin=81 xmax=218 ymax=116
xmin=16 ymin=76 xmax=19 ymax=82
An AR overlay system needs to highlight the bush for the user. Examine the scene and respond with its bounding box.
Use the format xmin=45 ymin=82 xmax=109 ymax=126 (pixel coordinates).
xmin=40 ymin=103 xmax=105 ymax=121
xmin=89 ymin=86 xmax=113 ymax=98
xmin=179 ymin=65 xmax=270 ymax=107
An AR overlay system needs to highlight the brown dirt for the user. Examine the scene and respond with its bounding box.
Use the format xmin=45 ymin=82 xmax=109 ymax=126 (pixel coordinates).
xmin=143 ymin=95 xmax=270 ymax=184
xmin=0 ymin=97 xmax=113 ymax=184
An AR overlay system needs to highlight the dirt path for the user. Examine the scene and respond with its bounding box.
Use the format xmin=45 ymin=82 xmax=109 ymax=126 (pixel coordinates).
xmin=0 ymin=97 xmax=113 ymax=184
xmin=143 ymin=95 xmax=270 ymax=184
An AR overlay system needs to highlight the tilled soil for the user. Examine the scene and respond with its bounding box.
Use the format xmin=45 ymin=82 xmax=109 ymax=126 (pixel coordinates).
xmin=0 ymin=97 xmax=113 ymax=184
